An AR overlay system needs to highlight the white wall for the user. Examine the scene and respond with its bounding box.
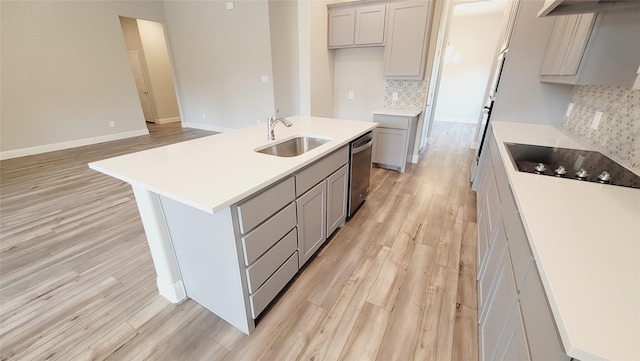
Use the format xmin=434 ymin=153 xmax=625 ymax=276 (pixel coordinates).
xmin=137 ymin=19 xmax=180 ymax=123
xmin=434 ymin=11 xmax=503 ymax=123
xmin=268 ymin=0 xmax=300 ymax=118
xmin=0 ymin=1 xmax=166 ymax=157
xmin=309 ymin=0 xmax=335 ymax=118
xmin=298 ymin=0 xmax=335 ymax=118
xmin=162 ymin=1 xmax=276 ymax=131
xmin=490 ymin=0 xmax=573 ymax=125
xmin=333 ymin=47 xmax=386 ymax=121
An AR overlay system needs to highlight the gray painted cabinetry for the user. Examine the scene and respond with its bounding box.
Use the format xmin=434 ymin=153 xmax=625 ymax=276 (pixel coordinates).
xmin=328 ymin=3 xmax=386 ymax=48
xmin=474 ymin=129 xmax=569 ymax=361
xmin=384 ymin=0 xmax=431 ymax=79
xmin=327 ymin=0 xmax=433 ymax=79
xmin=372 ymin=113 xmax=416 ymax=173
xmin=157 ymin=146 xmax=349 ymax=335
xmin=540 ymin=11 xmax=640 ymax=87
xmin=296 ymin=147 xmax=349 ymax=267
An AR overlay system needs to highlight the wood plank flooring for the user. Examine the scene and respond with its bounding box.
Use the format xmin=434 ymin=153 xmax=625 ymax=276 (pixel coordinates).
xmin=1 ymin=121 xmax=478 ymax=361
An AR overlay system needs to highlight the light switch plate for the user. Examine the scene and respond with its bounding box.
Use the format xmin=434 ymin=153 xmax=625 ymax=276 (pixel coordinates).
xmin=348 ymin=91 xmax=354 ymax=100
xmin=226 ymin=2 xmax=235 ymax=10
xmin=261 ymin=75 xmax=269 ymax=83
xmin=591 ymin=111 xmax=603 ymax=130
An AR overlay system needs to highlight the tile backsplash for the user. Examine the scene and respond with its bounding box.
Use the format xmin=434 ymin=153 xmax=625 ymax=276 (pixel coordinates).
xmin=383 ymin=80 xmax=427 ymax=109
xmin=562 ymin=85 xmax=640 ymax=174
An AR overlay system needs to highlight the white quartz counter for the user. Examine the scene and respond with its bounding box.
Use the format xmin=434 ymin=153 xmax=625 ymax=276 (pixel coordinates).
xmin=372 ymin=108 xmax=422 ymax=117
xmin=89 ymin=116 xmax=377 ymax=214
xmin=491 ymin=121 xmax=640 ymax=361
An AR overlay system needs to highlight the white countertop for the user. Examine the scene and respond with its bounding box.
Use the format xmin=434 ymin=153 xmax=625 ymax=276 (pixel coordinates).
xmin=491 ymin=121 xmax=640 ymax=361
xmin=89 ymin=116 xmax=377 ymax=214
xmin=372 ymin=108 xmax=422 ymax=117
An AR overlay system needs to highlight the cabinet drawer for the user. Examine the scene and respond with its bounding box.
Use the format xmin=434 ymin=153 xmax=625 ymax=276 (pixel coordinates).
xmin=246 ymin=228 xmax=297 ymax=293
xmin=373 ymin=114 xmax=410 ymax=129
xmin=479 ymin=224 xmax=507 ymax=323
xmin=479 ymin=247 xmax=518 ymax=361
xmin=296 ymin=146 xmax=348 ymax=197
xmin=241 ymin=202 xmax=296 ymax=266
xmin=249 ymin=252 xmax=298 ymax=319
xmin=507 ymin=215 xmax=534 ymax=292
xmin=489 ymin=137 xmax=512 ymax=208
xmin=236 ymin=176 xmax=295 ymax=234
xmin=519 ymin=266 xmax=570 ymax=361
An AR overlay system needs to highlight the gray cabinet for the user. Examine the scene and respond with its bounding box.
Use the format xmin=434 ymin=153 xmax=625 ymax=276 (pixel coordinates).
xmin=328 ymin=3 xmax=386 ymax=49
xmin=372 ymin=113 xmax=417 ymax=173
xmin=296 ymin=180 xmax=327 ymax=267
xmin=540 ymin=11 xmax=640 ymax=86
xmin=235 ymin=177 xmax=298 ymax=319
xmin=326 ymin=164 xmax=348 ymax=236
xmin=540 ymin=14 xmax=595 ymax=77
xmin=519 ymin=266 xmax=570 ymax=361
xmin=295 ymin=146 xmax=349 ymax=267
xmin=384 ymin=0 xmax=431 ymax=79
xmin=328 ymin=7 xmax=355 ymax=48
xmin=475 ymin=129 xmax=568 ymax=361
xmin=355 ymin=4 xmax=387 ymax=46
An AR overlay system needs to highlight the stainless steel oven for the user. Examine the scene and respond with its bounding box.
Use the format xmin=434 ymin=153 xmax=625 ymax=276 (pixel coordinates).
xmin=348 ymin=132 xmax=373 ymax=218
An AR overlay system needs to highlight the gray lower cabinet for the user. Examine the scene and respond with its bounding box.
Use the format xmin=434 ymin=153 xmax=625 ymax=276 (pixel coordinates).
xmin=475 ymin=128 xmax=568 ymax=361
xmin=326 ymin=164 xmax=348 ymax=236
xmin=158 ymin=147 xmax=350 ymax=334
xmin=295 ymin=146 xmax=349 ymax=267
xmin=296 ymin=180 xmax=327 ymax=267
xmin=373 ymin=127 xmax=407 ymax=171
xmin=519 ymin=266 xmax=570 ymax=361
xmin=372 ymin=113 xmax=418 ymax=173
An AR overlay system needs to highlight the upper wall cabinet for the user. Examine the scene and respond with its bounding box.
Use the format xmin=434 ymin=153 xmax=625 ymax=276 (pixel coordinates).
xmin=540 ymin=10 xmax=640 ymax=86
xmin=328 ymin=3 xmax=387 ymax=49
xmin=539 ymin=14 xmax=595 ymax=77
xmin=383 ymin=0 xmax=432 ymax=79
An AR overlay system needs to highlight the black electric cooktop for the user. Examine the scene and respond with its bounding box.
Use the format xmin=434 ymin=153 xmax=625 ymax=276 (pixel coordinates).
xmin=504 ymin=143 xmax=640 ymax=190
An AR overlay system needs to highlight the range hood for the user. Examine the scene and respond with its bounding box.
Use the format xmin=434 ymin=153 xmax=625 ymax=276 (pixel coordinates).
xmin=538 ymin=0 xmax=640 ymax=17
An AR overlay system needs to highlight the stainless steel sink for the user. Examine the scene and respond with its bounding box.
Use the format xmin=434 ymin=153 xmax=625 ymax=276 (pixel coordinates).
xmin=256 ymin=136 xmax=330 ymax=157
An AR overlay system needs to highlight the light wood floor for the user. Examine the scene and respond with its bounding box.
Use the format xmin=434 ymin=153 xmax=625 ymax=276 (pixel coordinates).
xmin=0 ymin=121 xmax=478 ymax=361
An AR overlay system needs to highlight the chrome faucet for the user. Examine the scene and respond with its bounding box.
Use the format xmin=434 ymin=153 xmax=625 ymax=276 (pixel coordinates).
xmin=267 ymin=109 xmax=292 ymax=141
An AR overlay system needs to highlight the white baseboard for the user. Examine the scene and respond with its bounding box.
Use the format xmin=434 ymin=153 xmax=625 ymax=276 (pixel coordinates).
xmin=182 ymin=122 xmax=233 ymax=133
xmin=156 ymin=278 xmax=186 ymax=303
xmin=435 ymin=117 xmax=477 ymax=124
xmin=0 ymin=129 xmax=150 ymax=160
xmin=154 ymin=117 xmax=181 ymax=124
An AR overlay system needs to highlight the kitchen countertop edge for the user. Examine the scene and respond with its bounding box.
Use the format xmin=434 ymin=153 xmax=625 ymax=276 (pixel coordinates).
xmin=89 ymin=116 xmax=377 ymax=214
xmin=490 ymin=121 xmax=640 ymax=361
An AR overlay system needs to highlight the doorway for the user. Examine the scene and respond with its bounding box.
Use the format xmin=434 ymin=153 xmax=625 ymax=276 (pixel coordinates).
xmin=119 ymin=17 xmax=181 ymax=125
xmin=433 ymin=1 xmax=505 ymax=124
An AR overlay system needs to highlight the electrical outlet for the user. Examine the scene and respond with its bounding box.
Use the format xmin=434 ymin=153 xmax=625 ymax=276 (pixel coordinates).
xmin=261 ymin=75 xmax=269 ymax=83
xmin=392 ymin=92 xmax=399 ymax=101
xmin=226 ymin=2 xmax=235 ymax=10
xmin=256 ymin=119 xmax=260 ymax=125
xmin=566 ymin=102 xmax=573 ymax=117
xmin=591 ymin=111 xmax=603 ymax=130
xmin=348 ymin=91 xmax=354 ymax=100
xmin=202 ymin=113 xmax=206 ymax=120
xmin=109 ymin=121 xmax=115 ymax=128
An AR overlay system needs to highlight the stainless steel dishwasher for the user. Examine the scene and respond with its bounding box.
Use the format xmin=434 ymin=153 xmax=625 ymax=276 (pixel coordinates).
xmin=348 ymin=131 xmax=373 ymax=218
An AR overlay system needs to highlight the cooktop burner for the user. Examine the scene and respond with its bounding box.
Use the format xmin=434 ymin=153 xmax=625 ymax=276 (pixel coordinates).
xmin=504 ymin=143 xmax=640 ymax=189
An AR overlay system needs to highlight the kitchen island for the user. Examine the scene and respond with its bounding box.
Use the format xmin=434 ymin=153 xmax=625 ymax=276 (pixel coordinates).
xmin=477 ymin=121 xmax=639 ymax=361
xmin=89 ymin=116 xmax=377 ymax=334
